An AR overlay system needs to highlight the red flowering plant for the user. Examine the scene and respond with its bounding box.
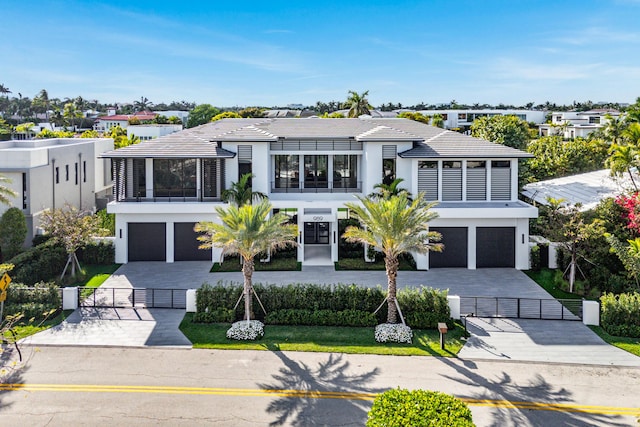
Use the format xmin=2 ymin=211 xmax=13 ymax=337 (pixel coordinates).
xmin=615 ymin=192 xmax=640 ymax=235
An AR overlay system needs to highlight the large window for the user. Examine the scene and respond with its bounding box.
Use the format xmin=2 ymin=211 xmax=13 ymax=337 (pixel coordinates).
xmin=466 ymin=161 xmax=486 ymax=201
xmin=274 ymin=155 xmax=299 ymax=188
xmin=382 ymin=145 xmax=397 ymax=185
xmin=442 ymin=161 xmax=462 ymax=201
xmin=132 ymin=159 xmax=146 ymax=198
xmin=418 ymin=161 xmax=438 ymax=201
xmin=304 ymin=155 xmax=328 ymax=189
xmin=333 ymin=155 xmax=358 ymax=188
xmin=153 ymin=159 xmax=196 ymax=197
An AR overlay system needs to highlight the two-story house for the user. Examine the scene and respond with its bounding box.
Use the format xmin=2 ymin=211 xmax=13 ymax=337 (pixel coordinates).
xmin=102 ymin=118 xmax=537 ymax=269
xmin=538 ymin=109 xmax=621 ymax=139
xmin=0 ymin=137 xmax=114 ymax=244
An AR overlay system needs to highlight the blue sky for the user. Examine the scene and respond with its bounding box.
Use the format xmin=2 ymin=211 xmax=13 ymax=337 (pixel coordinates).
xmin=2 ymin=0 xmax=640 ymax=107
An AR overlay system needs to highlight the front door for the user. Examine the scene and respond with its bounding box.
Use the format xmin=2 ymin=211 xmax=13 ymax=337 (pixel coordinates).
xmin=304 ymin=222 xmax=329 ymax=244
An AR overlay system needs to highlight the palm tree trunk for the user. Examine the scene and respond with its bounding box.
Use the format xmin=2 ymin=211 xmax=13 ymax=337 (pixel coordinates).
xmin=628 ymin=168 xmax=638 ymax=191
xmin=385 ymin=255 xmax=399 ymax=323
xmin=242 ymin=256 xmax=255 ymax=321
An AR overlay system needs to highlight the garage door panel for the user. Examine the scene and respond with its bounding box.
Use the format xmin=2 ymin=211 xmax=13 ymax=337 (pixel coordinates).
xmin=430 ymin=227 xmax=468 ymax=268
xmin=175 ymin=222 xmax=211 ymax=261
xmin=128 ymin=223 xmax=166 ymax=262
xmin=476 ymin=227 xmax=515 ymax=268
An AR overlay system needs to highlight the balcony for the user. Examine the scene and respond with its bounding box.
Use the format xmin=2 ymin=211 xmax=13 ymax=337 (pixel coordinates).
xmin=271 ymin=178 xmax=361 ymax=194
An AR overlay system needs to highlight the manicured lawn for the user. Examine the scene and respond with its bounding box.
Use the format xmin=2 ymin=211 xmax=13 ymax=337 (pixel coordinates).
xmin=525 ymin=269 xmax=584 ymax=300
xmin=180 ymin=313 xmax=464 ymax=356
xmin=589 ymin=326 xmax=640 ymax=357
xmin=66 ymin=264 xmax=121 ymax=288
xmin=335 ymin=258 xmax=416 ymax=271
xmin=211 ymin=257 xmax=300 ymax=272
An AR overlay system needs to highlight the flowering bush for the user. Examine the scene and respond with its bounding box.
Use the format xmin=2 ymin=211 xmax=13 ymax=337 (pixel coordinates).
xmin=374 ymin=323 xmax=412 ymax=343
xmin=226 ymin=320 xmax=264 ymax=340
xmin=616 ymin=192 xmax=640 ymax=233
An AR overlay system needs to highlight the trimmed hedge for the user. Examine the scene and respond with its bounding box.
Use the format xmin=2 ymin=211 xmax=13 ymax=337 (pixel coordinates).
xmin=194 ymin=282 xmax=451 ymax=328
xmin=367 ymin=388 xmax=475 ymax=427
xmin=77 ymin=241 xmax=115 ymax=265
xmin=4 ymin=282 xmax=61 ymax=321
xmin=601 ymin=292 xmax=640 ymax=337
xmin=8 ymin=241 xmax=67 ymax=285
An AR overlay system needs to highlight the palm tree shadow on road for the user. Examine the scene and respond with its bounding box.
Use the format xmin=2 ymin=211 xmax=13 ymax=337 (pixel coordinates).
xmin=258 ymin=346 xmax=384 ymax=427
xmin=439 ymin=357 xmax=631 ymax=427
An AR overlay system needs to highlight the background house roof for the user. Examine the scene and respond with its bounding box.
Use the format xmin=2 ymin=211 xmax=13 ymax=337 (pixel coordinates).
xmin=521 ymin=169 xmax=636 ymax=211
xmin=101 ymin=117 xmax=532 ymax=159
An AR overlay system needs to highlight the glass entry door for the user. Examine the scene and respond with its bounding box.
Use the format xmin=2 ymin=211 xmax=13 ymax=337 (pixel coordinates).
xmin=304 ymin=222 xmax=330 ymax=244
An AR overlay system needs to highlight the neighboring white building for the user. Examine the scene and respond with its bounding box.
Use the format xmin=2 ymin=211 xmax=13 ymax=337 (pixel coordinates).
xmin=155 ymin=110 xmax=189 ymax=124
xmin=0 ymin=138 xmax=114 ymax=244
xmin=127 ymin=124 xmax=183 ymax=141
xmin=93 ymin=111 xmax=157 ymax=132
xmin=102 ymin=118 xmax=537 ymax=270
xmin=538 ymin=109 xmax=621 ymax=139
xmin=417 ymin=110 xmax=546 ymax=130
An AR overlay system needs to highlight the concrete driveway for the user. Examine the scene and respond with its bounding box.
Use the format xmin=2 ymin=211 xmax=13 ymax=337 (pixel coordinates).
xmin=23 ymin=263 xmax=640 ymax=366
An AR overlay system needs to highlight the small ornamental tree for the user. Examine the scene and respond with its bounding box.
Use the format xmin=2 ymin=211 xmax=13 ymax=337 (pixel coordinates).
xmin=0 ymin=207 xmax=27 ymax=260
xmin=40 ymin=205 xmax=103 ymax=279
xmin=0 ymin=174 xmax=18 ymax=206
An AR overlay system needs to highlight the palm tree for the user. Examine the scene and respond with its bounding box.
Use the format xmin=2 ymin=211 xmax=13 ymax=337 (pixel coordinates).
xmin=344 ymin=90 xmax=372 ymax=118
xmin=133 ymin=96 xmax=153 ymax=112
xmin=343 ymin=193 xmax=443 ymax=324
xmin=368 ymin=178 xmax=413 ymax=201
xmin=623 ymin=122 xmax=640 ymax=146
xmin=606 ymin=143 xmax=639 ymax=190
xmin=194 ymin=200 xmax=298 ymax=321
xmin=0 ymin=174 xmax=18 ymax=206
xmin=221 ymin=173 xmax=267 ymax=206
xmin=602 ymin=113 xmax=627 ymax=145
xmin=0 ymin=84 xmax=11 ymax=95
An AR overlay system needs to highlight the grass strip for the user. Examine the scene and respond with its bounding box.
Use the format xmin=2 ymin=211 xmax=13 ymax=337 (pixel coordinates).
xmin=180 ymin=313 xmax=464 ymax=357
xmin=589 ymin=326 xmax=640 ymax=357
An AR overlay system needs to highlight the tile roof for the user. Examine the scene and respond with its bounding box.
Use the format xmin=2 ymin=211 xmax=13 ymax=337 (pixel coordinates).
xmin=100 ymin=117 xmax=532 ymax=159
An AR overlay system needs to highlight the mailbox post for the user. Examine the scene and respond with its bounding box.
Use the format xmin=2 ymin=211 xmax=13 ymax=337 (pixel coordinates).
xmin=438 ymin=322 xmax=448 ymax=350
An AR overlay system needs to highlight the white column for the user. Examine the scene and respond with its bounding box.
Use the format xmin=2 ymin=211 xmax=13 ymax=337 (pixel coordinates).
xmin=62 ymin=287 xmax=79 ymax=310
xmin=145 ymin=158 xmax=153 ymax=198
xmin=166 ymin=222 xmax=174 ymax=263
xmin=467 ymin=226 xmax=476 ymax=269
xmin=447 ymin=295 xmax=461 ymax=320
xmin=583 ymin=301 xmax=600 ymax=326
xmin=186 ymin=289 xmax=197 ymax=313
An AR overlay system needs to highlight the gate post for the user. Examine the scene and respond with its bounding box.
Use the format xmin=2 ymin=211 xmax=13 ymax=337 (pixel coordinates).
xmin=186 ymin=289 xmax=197 ymax=313
xmin=63 ymin=287 xmax=79 ymax=310
xmin=447 ymin=295 xmax=460 ymax=320
xmin=583 ymin=301 xmax=600 ymax=326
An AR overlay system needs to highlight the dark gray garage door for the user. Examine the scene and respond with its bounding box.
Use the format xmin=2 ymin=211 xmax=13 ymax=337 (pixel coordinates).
xmin=429 ymin=227 xmax=468 ymax=268
xmin=174 ymin=222 xmax=211 ymax=261
xmin=128 ymin=223 xmax=166 ymax=261
xmin=476 ymin=227 xmax=515 ymax=268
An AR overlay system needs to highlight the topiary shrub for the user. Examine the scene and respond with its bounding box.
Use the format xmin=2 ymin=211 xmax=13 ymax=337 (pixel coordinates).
xmin=0 ymin=207 xmax=28 ymax=260
xmin=367 ymin=388 xmax=475 ymax=427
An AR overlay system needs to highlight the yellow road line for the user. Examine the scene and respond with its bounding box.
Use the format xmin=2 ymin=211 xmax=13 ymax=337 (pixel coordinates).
xmin=1 ymin=384 xmax=639 ymax=416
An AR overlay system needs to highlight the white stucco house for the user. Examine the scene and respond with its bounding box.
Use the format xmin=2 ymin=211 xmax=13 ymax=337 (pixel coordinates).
xmin=417 ymin=109 xmax=546 ymax=131
xmin=101 ymin=118 xmax=537 ymax=269
xmin=126 ymin=124 xmax=183 ymax=141
xmin=0 ymin=138 xmax=114 ymax=244
xmin=538 ymin=109 xmax=621 ymax=139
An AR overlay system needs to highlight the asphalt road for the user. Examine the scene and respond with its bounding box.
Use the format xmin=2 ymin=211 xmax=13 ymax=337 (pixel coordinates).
xmin=1 ymin=345 xmax=639 ymax=426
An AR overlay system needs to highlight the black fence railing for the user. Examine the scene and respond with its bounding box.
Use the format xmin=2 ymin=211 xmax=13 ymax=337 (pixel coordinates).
xmin=77 ymin=287 xmax=186 ymax=309
xmin=271 ymin=180 xmax=362 ymax=193
xmin=460 ymin=296 xmax=582 ymax=321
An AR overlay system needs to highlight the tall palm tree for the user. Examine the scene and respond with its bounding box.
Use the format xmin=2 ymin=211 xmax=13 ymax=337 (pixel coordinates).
xmin=194 ymin=199 xmax=298 ymax=321
xmin=603 ymin=113 xmax=627 ymax=145
xmin=0 ymin=84 xmax=11 ymax=95
xmin=133 ymin=96 xmax=153 ymax=112
xmin=606 ymin=143 xmax=639 ymax=190
xmin=623 ymin=122 xmax=640 ymax=147
xmin=345 ymin=90 xmax=372 ymax=118
xmin=343 ymin=193 xmax=442 ymax=324
xmin=222 ymin=173 xmax=267 ymax=206
xmin=0 ymin=174 xmax=18 ymax=206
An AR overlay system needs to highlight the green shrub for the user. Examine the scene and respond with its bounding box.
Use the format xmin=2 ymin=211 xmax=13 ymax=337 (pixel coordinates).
xmin=530 ymin=244 xmax=541 ymax=271
xmin=398 ymin=287 xmax=452 ymax=329
xmin=0 ymin=207 xmax=28 ymax=260
xmin=194 ymin=282 xmax=451 ymax=328
xmin=601 ymin=292 xmax=640 ymax=337
xmin=5 ymin=282 xmax=61 ymax=321
xmin=367 ymin=388 xmax=475 ymax=427
xmin=8 ymin=241 xmax=67 ymax=285
xmin=77 ymin=241 xmax=115 ymax=265
xmin=265 ymin=309 xmax=376 ymax=327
